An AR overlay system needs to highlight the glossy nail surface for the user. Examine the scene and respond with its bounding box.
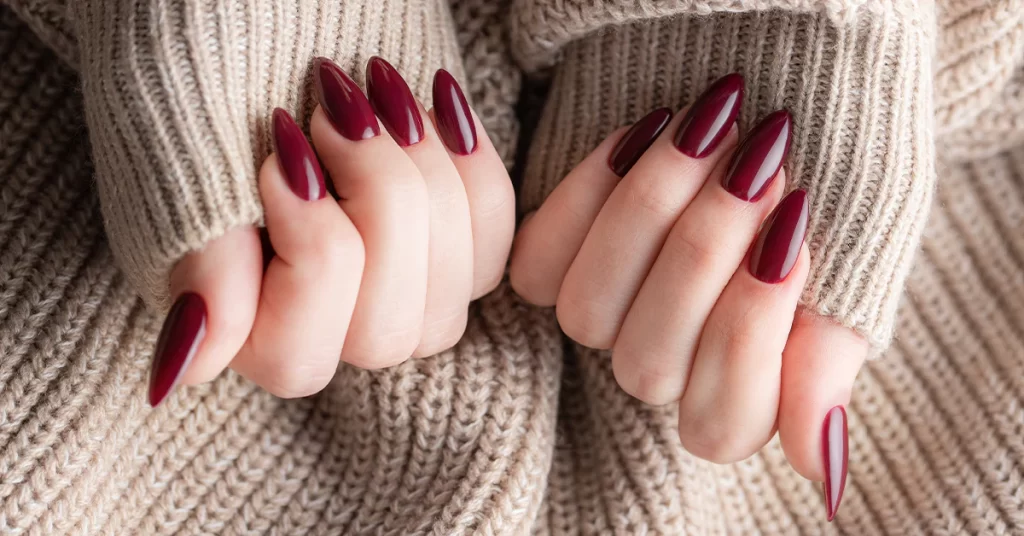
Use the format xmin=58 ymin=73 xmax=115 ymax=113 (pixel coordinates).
xmin=823 ymin=405 xmax=849 ymax=522
xmin=674 ymin=73 xmax=744 ymax=158
xmin=722 ymin=109 xmax=792 ymax=201
xmin=749 ymin=189 xmax=808 ymax=283
xmin=149 ymin=292 xmax=207 ymax=407
xmin=432 ymin=69 xmax=477 ymax=155
xmin=608 ymin=107 xmax=673 ymax=177
xmin=366 ymin=56 xmax=424 ymax=146
xmin=272 ymin=108 xmax=326 ymax=201
xmin=313 ymin=57 xmax=380 ymax=141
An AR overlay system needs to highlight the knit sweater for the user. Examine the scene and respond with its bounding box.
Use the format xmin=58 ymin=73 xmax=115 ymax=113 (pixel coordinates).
xmin=0 ymin=0 xmax=1022 ymax=533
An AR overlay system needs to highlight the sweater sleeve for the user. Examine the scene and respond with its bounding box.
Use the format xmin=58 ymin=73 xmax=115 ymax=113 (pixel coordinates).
xmin=65 ymin=0 xmax=465 ymax=309
xmin=511 ymin=0 xmax=937 ymax=351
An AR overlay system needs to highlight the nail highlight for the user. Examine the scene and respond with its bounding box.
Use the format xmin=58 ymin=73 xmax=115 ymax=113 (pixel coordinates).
xmin=749 ymin=189 xmax=808 ymax=283
xmin=149 ymin=292 xmax=208 ymax=407
xmin=673 ymin=73 xmax=744 ymax=158
xmin=608 ymin=107 xmax=673 ymax=177
xmin=272 ymin=108 xmax=326 ymax=201
xmin=432 ymin=69 xmax=477 ymax=155
xmin=313 ymin=57 xmax=380 ymax=141
xmin=722 ymin=109 xmax=792 ymax=201
xmin=366 ymin=57 xmax=424 ymax=146
xmin=823 ymin=405 xmax=849 ymax=522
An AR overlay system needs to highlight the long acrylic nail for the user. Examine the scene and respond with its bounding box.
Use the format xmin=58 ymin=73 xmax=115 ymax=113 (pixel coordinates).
xmin=749 ymin=189 xmax=808 ymax=283
xmin=149 ymin=292 xmax=207 ymax=407
xmin=366 ymin=56 xmax=424 ymax=146
xmin=722 ymin=109 xmax=792 ymax=201
xmin=272 ymin=108 xmax=326 ymax=201
xmin=673 ymin=73 xmax=744 ymax=158
xmin=313 ymin=57 xmax=380 ymax=141
xmin=608 ymin=107 xmax=673 ymax=177
xmin=432 ymin=69 xmax=477 ymax=155
xmin=823 ymin=405 xmax=849 ymax=522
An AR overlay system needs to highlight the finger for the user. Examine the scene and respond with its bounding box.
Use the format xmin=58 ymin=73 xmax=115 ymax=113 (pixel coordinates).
xmin=227 ymin=109 xmax=364 ymax=398
xmin=366 ymin=57 xmax=473 ymax=358
xmin=510 ymin=108 xmax=672 ymax=306
xmin=778 ymin=311 xmax=867 ymax=521
xmin=613 ymin=110 xmax=792 ymax=405
xmin=430 ymin=69 xmax=516 ymax=300
xmin=677 ymin=190 xmax=809 ymax=464
xmin=557 ymin=73 xmax=744 ymax=349
xmin=150 ymin=225 xmax=262 ymax=406
xmin=312 ymin=57 xmax=429 ymax=368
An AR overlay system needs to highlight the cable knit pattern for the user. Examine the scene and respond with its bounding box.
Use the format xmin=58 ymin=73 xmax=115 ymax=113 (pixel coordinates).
xmin=69 ymin=0 xmax=465 ymax=309
xmin=3 ymin=0 xmax=1024 ymax=534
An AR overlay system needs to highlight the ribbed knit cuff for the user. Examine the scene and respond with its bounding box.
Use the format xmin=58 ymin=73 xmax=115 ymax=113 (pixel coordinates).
xmin=69 ymin=0 xmax=465 ymax=309
xmin=515 ymin=5 xmax=936 ymax=351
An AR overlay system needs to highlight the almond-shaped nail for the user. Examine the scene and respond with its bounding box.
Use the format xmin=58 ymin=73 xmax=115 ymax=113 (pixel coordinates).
xmin=149 ymin=292 xmax=207 ymax=407
xmin=272 ymin=108 xmax=326 ymax=201
xmin=366 ymin=56 xmax=424 ymax=147
xmin=313 ymin=57 xmax=380 ymax=141
xmin=432 ymin=69 xmax=477 ymax=155
xmin=749 ymin=189 xmax=808 ymax=283
xmin=823 ymin=405 xmax=849 ymax=522
xmin=722 ymin=109 xmax=792 ymax=201
xmin=673 ymin=73 xmax=744 ymax=158
xmin=608 ymin=107 xmax=672 ymax=177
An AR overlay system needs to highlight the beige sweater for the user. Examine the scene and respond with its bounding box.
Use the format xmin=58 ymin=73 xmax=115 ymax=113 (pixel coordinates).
xmin=0 ymin=0 xmax=1022 ymax=533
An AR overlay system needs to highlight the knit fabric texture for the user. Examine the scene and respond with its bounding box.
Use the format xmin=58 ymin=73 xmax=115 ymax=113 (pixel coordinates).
xmin=1 ymin=0 xmax=1024 ymax=534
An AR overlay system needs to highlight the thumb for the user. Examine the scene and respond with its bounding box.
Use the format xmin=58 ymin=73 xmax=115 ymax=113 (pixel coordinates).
xmin=777 ymin=309 xmax=869 ymax=521
xmin=149 ymin=226 xmax=262 ymax=406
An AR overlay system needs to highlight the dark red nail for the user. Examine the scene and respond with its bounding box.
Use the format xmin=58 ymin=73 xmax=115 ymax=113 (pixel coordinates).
xmin=432 ymin=69 xmax=477 ymax=155
xmin=366 ymin=57 xmax=424 ymax=147
xmin=608 ymin=107 xmax=673 ymax=177
xmin=272 ymin=108 xmax=326 ymax=201
xmin=313 ymin=57 xmax=380 ymax=141
xmin=722 ymin=109 xmax=792 ymax=201
xmin=673 ymin=73 xmax=744 ymax=158
xmin=749 ymin=189 xmax=808 ymax=283
xmin=823 ymin=405 xmax=849 ymax=522
xmin=149 ymin=292 xmax=207 ymax=407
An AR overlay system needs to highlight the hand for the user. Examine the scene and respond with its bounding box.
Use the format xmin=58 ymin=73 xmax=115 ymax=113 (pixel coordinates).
xmin=149 ymin=59 xmax=514 ymax=405
xmin=510 ymin=74 xmax=864 ymax=521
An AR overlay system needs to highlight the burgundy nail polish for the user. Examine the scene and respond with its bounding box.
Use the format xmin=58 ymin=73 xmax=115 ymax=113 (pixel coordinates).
xmin=673 ymin=73 xmax=744 ymax=158
xmin=366 ymin=57 xmax=424 ymax=147
xmin=272 ymin=108 xmax=326 ymax=201
xmin=149 ymin=292 xmax=207 ymax=407
xmin=722 ymin=109 xmax=792 ymax=201
xmin=432 ymin=69 xmax=477 ymax=155
xmin=608 ymin=107 xmax=673 ymax=177
xmin=823 ymin=405 xmax=849 ymax=522
xmin=749 ymin=189 xmax=808 ymax=283
xmin=313 ymin=57 xmax=380 ymax=141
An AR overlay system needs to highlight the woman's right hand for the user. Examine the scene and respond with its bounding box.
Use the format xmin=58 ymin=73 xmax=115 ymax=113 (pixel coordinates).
xmin=147 ymin=57 xmax=515 ymax=406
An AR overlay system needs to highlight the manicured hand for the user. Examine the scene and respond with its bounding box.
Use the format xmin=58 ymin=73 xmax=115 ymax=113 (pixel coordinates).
xmin=510 ymin=74 xmax=862 ymax=521
xmin=149 ymin=59 xmax=513 ymax=406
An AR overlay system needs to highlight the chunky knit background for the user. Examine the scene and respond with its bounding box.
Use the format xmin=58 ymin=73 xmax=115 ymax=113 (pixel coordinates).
xmin=1 ymin=0 xmax=1023 ymax=534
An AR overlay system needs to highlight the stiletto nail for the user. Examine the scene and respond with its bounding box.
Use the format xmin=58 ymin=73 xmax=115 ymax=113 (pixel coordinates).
xmin=366 ymin=57 xmax=424 ymax=146
xmin=749 ymin=189 xmax=808 ymax=283
xmin=313 ymin=57 xmax=380 ymax=141
xmin=149 ymin=292 xmax=207 ymax=407
xmin=722 ymin=109 xmax=792 ymax=201
xmin=432 ymin=69 xmax=477 ymax=155
xmin=673 ymin=73 xmax=744 ymax=158
xmin=823 ymin=405 xmax=849 ymax=522
xmin=608 ymin=107 xmax=673 ymax=177
xmin=272 ymin=108 xmax=326 ymax=201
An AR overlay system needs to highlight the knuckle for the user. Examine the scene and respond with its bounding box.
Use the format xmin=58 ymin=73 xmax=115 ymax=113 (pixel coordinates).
xmin=663 ymin=226 xmax=722 ymax=275
xmin=473 ymin=270 xmax=504 ymax=300
xmin=556 ymin=292 xmax=616 ymax=349
xmin=628 ymin=178 xmax=682 ymax=220
xmin=612 ymin=355 xmax=682 ymax=406
xmin=261 ymin=361 xmax=335 ymax=399
xmin=472 ymin=181 xmax=514 ymax=221
xmin=343 ymin=329 xmax=420 ymax=370
xmin=677 ymin=414 xmax=753 ymax=464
